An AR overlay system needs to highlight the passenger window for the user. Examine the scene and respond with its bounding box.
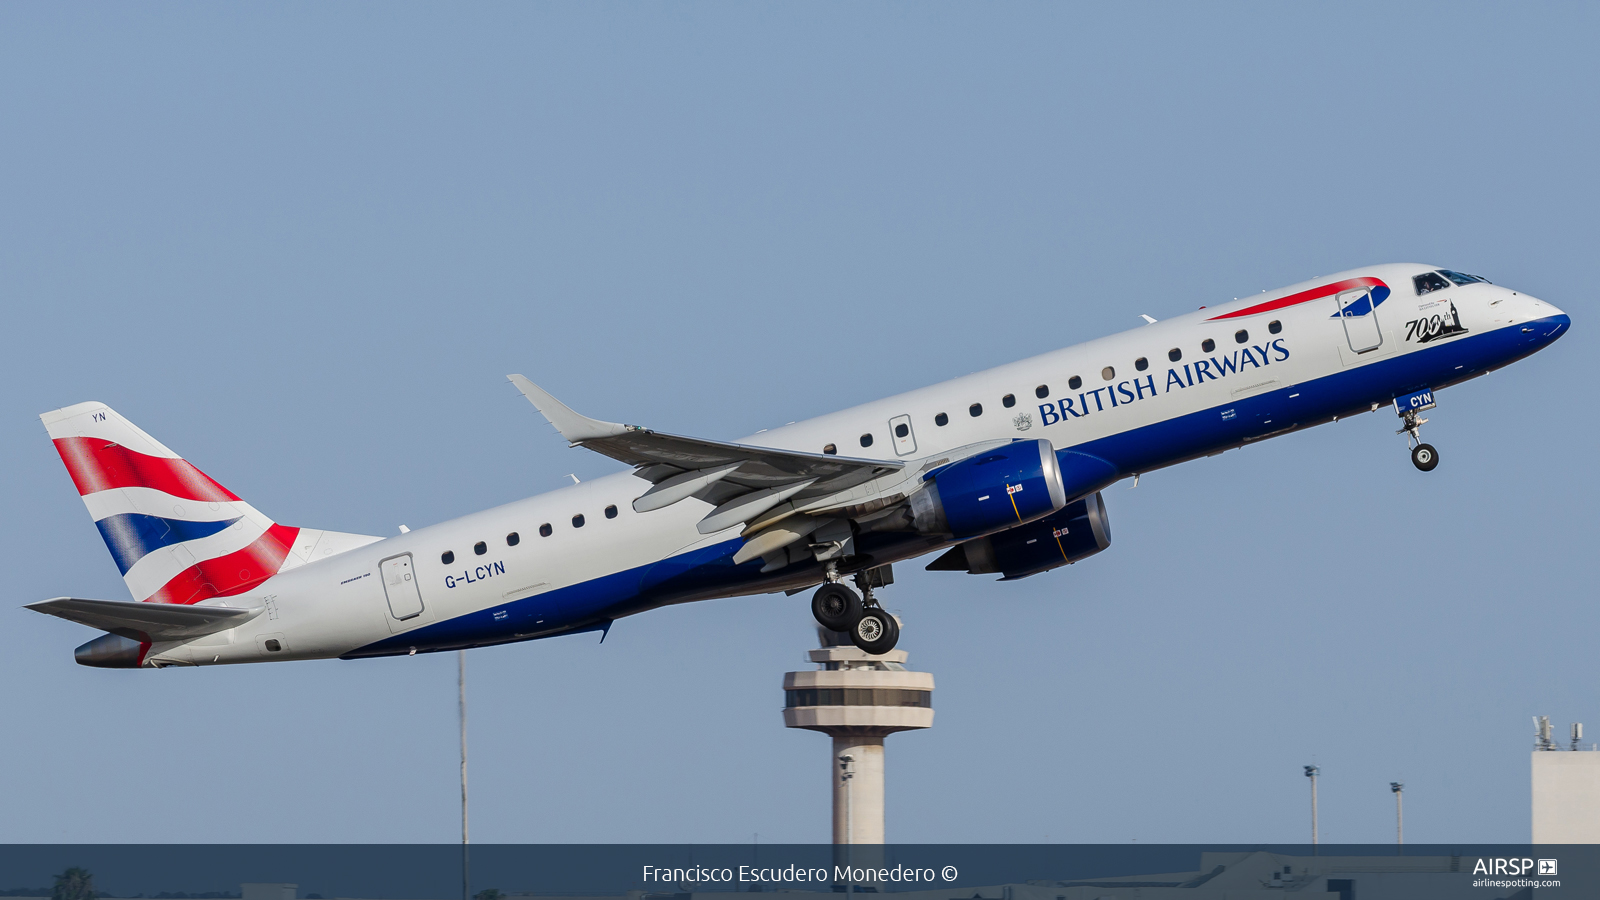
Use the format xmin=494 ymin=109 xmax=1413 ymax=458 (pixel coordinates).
xmin=473 ymin=541 xmax=487 ymax=556
xmin=1268 ymin=320 xmax=1282 ymax=334
xmin=859 ymin=433 xmax=874 ymax=447
xmin=1002 ymin=394 xmax=1016 ymax=408
xmin=969 ymin=403 xmax=983 ymax=417
xmin=1135 ymin=357 xmax=1148 ymax=371
xmin=1414 ymin=272 xmax=1450 ymax=296
xmin=1168 ymin=348 xmax=1182 ymax=362
xmin=1068 ymin=375 xmax=1083 ymax=390
xmin=264 ymin=639 xmax=281 ymax=652
xmin=441 ymin=551 xmax=455 ymax=565
xmin=506 ymin=532 xmax=520 ymax=547
xmin=572 ymin=514 xmax=585 ymax=528
xmin=1235 ymin=329 xmax=1248 ymax=344
xmin=605 ymin=504 xmax=618 ymax=519
xmin=1035 ymin=384 xmax=1049 ymax=399
xmin=539 ymin=523 xmax=553 ymax=537
xmin=1101 ymin=366 xmax=1114 ymax=381
xmin=894 ymin=423 xmax=909 ymax=438
xmin=1201 ymin=338 xmax=1216 ymax=353
xmin=823 ymin=443 xmax=837 ymax=455
xmin=934 ymin=412 xmax=949 ymax=426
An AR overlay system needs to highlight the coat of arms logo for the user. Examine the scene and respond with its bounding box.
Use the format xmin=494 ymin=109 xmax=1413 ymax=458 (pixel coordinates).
xmin=1013 ymin=412 xmax=1033 ymax=432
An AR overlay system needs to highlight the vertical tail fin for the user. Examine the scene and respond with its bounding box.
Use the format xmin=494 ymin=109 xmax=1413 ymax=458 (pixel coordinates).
xmin=41 ymin=402 xmax=302 ymax=605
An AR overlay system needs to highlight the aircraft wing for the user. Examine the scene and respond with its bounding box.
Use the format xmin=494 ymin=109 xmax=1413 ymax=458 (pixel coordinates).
xmin=27 ymin=596 xmax=262 ymax=643
xmin=509 ymin=375 xmax=904 ymax=533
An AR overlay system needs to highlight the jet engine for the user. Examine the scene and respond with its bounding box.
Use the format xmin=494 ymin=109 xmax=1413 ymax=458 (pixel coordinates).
xmin=927 ymin=491 xmax=1111 ymax=579
xmin=908 ymin=439 xmax=1068 ymax=538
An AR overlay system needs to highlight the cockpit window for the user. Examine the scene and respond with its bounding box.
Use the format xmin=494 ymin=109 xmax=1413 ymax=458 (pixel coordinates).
xmin=1439 ymin=269 xmax=1490 ymax=286
xmin=1413 ymin=272 xmax=1450 ymax=296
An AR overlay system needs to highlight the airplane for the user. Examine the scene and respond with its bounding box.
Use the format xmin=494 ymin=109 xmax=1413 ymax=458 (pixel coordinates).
xmin=28 ymin=263 xmax=1569 ymax=668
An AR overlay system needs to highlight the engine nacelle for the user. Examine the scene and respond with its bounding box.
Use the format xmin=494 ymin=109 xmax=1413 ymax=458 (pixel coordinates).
xmin=928 ymin=492 xmax=1111 ymax=579
xmin=910 ymin=439 xmax=1069 ymax=538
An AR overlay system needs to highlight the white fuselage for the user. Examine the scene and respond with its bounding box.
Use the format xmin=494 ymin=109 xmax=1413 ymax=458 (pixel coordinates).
xmin=146 ymin=263 xmax=1569 ymax=666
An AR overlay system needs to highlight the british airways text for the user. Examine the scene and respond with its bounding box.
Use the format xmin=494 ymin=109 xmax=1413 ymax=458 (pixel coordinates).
xmin=1039 ymin=338 xmax=1290 ymax=426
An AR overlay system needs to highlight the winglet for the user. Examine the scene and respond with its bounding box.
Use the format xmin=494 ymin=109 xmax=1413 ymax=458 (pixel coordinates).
xmin=507 ymin=375 xmax=631 ymax=444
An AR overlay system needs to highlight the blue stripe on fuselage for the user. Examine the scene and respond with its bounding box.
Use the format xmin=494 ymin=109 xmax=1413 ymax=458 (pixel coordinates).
xmin=343 ymin=315 xmax=1568 ymax=658
xmin=341 ymin=537 xmax=746 ymax=658
xmin=94 ymin=513 xmax=242 ymax=575
xmin=1075 ymin=313 xmax=1568 ymax=475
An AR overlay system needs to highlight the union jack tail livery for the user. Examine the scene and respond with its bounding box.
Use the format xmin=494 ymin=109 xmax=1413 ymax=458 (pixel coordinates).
xmin=40 ymin=402 xmax=373 ymax=605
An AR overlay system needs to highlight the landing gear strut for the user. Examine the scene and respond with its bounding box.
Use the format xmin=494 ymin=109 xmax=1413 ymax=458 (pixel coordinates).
xmin=1396 ymin=408 xmax=1439 ymax=472
xmin=808 ymin=565 xmax=900 ymax=654
xmin=850 ymin=567 xmax=899 ymax=654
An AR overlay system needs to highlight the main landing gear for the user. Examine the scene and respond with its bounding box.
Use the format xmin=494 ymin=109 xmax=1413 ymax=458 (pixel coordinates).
xmin=1396 ymin=407 xmax=1439 ymax=472
xmin=810 ymin=566 xmax=900 ymax=654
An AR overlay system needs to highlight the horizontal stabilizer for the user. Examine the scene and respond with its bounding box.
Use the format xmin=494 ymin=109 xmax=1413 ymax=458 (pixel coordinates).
xmin=27 ymin=596 xmax=261 ymax=643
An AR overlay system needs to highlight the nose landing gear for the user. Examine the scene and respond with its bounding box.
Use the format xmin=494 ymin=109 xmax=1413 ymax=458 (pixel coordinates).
xmin=809 ymin=565 xmax=900 ymax=654
xmin=1396 ymin=404 xmax=1439 ymax=472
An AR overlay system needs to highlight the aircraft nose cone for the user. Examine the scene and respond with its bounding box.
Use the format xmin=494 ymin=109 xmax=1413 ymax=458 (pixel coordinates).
xmin=1538 ymin=312 xmax=1571 ymax=342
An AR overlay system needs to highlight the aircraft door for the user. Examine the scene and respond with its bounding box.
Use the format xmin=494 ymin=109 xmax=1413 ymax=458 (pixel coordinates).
xmin=889 ymin=414 xmax=917 ymax=456
xmin=1335 ymin=288 xmax=1383 ymax=354
xmin=381 ymin=554 xmax=425 ymax=620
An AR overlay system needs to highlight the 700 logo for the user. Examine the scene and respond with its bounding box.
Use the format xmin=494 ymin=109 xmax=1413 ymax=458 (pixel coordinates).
xmin=1405 ymin=301 xmax=1469 ymax=344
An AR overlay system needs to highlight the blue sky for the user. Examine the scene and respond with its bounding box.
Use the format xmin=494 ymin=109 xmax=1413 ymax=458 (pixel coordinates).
xmin=1 ymin=3 xmax=1595 ymax=846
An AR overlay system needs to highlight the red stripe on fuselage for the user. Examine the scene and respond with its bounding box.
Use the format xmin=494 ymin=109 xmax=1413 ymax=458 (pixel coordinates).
xmin=1206 ymin=277 xmax=1386 ymax=321
xmin=144 ymin=523 xmax=300 ymax=605
xmin=52 ymin=437 xmax=241 ymax=502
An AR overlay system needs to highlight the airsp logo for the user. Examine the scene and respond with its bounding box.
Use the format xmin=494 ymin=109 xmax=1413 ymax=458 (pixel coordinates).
xmin=1472 ymin=858 xmax=1550 ymax=876
xmin=1013 ymin=412 xmax=1033 ymax=432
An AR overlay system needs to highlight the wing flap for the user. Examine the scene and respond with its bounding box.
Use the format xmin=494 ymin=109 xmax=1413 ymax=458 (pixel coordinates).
xmin=27 ymin=596 xmax=261 ymax=643
xmin=633 ymin=462 xmax=744 ymax=513
xmin=697 ymin=479 xmax=817 ymax=534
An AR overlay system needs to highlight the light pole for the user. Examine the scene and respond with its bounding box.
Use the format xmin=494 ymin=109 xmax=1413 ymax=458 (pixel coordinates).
xmin=1304 ymin=766 xmax=1319 ymax=849
xmin=1391 ymin=782 xmax=1404 ymax=849
xmin=460 ymin=650 xmax=470 ymax=900
xmin=838 ymin=755 xmax=854 ymax=844
xmin=839 ymin=754 xmax=854 ymax=898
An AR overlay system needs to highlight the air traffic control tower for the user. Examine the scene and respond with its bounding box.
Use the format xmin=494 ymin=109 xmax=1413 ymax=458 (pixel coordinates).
xmin=783 ymin=623 xmax=933 ymax=843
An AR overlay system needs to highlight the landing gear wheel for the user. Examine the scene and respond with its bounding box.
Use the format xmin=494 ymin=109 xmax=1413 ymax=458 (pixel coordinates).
xmin=812 ymin=583 xmax=863 ymax=631
xmin=1412 ymin=443 xmax=1439 ymax=472
xmin=850 ymin=608 xmax=900 ymax=655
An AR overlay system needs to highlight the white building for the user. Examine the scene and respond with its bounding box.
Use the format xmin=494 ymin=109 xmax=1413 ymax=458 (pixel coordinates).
xmin=1532 ymin=716 xmax=1600 ymax=843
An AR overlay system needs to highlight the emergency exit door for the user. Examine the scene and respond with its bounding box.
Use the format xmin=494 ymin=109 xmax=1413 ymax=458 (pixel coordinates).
xmin=381 ymin=554 xmax=424 ymax=620
xmin=889 ymin=414 xmax=917 ymax=456
xmin=1335 ymin=288 xmax=1383 ymax=353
